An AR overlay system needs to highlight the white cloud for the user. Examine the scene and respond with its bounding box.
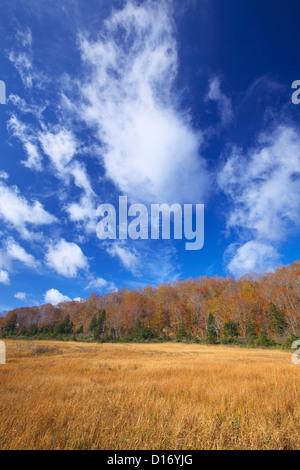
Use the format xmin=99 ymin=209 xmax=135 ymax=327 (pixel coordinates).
xmin=9 ymin=29 xmax=33 ymax=89
xmin=8 ymin=94 xmax=45 ymax=119
xmin=206 ymin=77 xmax=233 ymax=125
xmin=39 ymin=129 xmax=77 ymax=174
xmin=219 ymin=126 xmax=300 ymax=240
xmin=9 ymin=28 xmax=46 ymax=90
xmin=45 ymin=239 xmax=88 ymax=278
xmin=65 ymin=161 xmax=98 ymax=229
xmin=219 ymin=125 xmax=300 ymax=275
xmin=0 ymin=178 xmax=56 ymax=237
xmin=86 ymin=277 xmax=116 ymax=292
xmin=66 ymin=195 xmax=96 ymax=223
xmin=44 ymin=289 xmax=71 ymax=305
xmin=78 ymin=0 xmax=210 ymax=204
xmin=0 ymin=239 xmax=39 ymax=285
xmin=225 ymin=241 xmax=280 ymax=277
xmin=9 ymin=112 xmax=97 ymax=229
xmin=6 ymin=239 xmax=39 ymax=268
xmin=0 ymin=238 xmax=40 ymax=279
xmin=8 ymin=115 xmax=43 ymax=171
xmin=69 ymin=161 xmax=93 ymax=195
xmin=14 ymin=292 xmax=27 ymax=300
xmin=0 ymin=171 xmax=8 ymax=180
xmin=9 ymin=112 xmax=97 ymax=230
xmin=0 ymin=269 xmax=10 ymax=285
xmin=23 ymin=142 xmax=41 ymax=171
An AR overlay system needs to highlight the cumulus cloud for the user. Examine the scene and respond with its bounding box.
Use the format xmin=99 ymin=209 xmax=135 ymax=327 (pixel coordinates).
xmin=206 ymin=77 xmax=233 ymax=125
xmin=225 ymin=241 xmax=280 ymax=277
xmin=44 ymin=288 xmax=71 ymax=305
xmin=0 ymin=269 xmax=10 ymax=285
xmin=219 ymin=126 xmax=300 ymax=240
xmin=78 ymin=0 xmax=210 ymax=204
xmin=219 ymin=125 xmax=300 ymax=275
xmin=45 ymin=239 xmax=88 ymax=277
xmin=14 ymin=292 xmax=27 ymax=300
xmin=0 ymin=178 xmax=56 ymax=237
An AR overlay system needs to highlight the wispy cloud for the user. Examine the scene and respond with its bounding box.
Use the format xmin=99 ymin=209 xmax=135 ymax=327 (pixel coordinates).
xmin=0 ymin=238 xmax=39 ymax=284
xmin=85 ymin=277 xmax=116 ymax=292
xmin=8 ymin=115 xmax=43 ymax=171
xmin=5 ymin=239 xmax=40 ymax=269
xmin=8 ymin=28 xmax=47 ymax=89
xmin=0 ymin=176 xmax=57 ymax=238
xmin=206 ymin=77 xmax=233 ymax=126
xmin=8 ymin=29 xmax=33 ymax=88
xmin=106 ymin=241 xmax=140 ymax=275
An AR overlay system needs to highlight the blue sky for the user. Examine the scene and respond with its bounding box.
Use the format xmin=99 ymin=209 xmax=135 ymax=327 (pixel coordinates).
xmin=0 ymin=0 xmax=300 ymax=311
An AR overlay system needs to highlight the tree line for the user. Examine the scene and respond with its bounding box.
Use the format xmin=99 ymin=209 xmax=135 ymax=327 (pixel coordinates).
xmin=1 ymin=260 xmax=300 ymax=348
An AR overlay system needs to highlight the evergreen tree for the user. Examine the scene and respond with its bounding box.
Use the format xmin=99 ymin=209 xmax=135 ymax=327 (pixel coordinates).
xmin=77 ymin=324 xmax=84 ymax=335
xmin=29 ymin=324 xmax=38 ymax=336
xmin=54 ymin=315 xmax=73 ymax=336
xmin=133 ymin=319 xmax=143 ymax=340
xmin=206 ymin=313 xmax=217 ymax=344
xmin=94 ymin=310 xmax=106 ymax=340
xmin=269 ymin=303 xmax=287 ymax=335
xmin=62 ymin=315 xmax=73 ymax=335
xmin=246 ymin=320 xmax=257 ymax=341
xmin=176 ymin=320 xmax=185 ymax=342
xmin=6 ymin=313 xmax=17 ymax=335
xmin=89 ymin=315 xmax=97 ymax=335
xmin=223 ymin=320 xmax=239 ymax=343
xmin=255 ymin=331 xmax=276 ymax=348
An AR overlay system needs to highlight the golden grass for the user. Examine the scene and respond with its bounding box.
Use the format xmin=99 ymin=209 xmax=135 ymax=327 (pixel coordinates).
xmin=0 ymin=340 xmax=299 ymax=450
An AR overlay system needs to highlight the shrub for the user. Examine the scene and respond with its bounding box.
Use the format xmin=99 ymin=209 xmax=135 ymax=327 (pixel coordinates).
xmin=255 ymin=332 xmax=277 ymax=348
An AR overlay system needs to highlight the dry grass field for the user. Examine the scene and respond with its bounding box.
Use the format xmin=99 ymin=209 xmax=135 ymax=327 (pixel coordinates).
xmin=0 ymin=340 xmax=299 ymax=450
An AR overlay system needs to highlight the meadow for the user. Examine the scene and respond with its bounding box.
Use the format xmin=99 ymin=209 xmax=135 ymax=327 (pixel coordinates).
xmin=0 ymin=340 xmax=299 ymax=450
